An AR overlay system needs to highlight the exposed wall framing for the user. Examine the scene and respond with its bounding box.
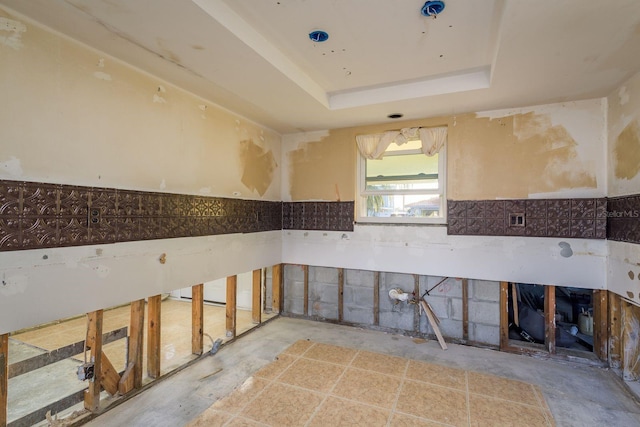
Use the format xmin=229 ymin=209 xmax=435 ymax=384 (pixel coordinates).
xmin=226 ymin=276 xmax=237 ymax=338
xmin=147 ymin=295 xmax=162 ymax=379
xmin=192 ymin=284 xmax=204 ymax=355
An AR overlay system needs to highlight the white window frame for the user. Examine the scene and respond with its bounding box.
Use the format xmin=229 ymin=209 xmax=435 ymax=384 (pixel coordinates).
xmin=356 ymin=142 xmax=447 ymax=224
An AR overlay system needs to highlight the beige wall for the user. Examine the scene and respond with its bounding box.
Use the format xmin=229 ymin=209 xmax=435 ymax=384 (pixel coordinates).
xmin=283 ymin=100 xmax=606 ymax=201
xmin=608 ymin=71 xmax=640 ymax=197
xmin=0 ymin=7 xmax=281 ymax=200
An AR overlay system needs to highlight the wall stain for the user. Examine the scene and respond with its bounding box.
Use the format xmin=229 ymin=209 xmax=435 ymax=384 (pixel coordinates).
xmin=240 ymin=139 xmax=276 ymax=196
xmin=449 ymin=112 xmax=597 ymax=199
xmin=614 ymin=120 xmax=640 ymax=180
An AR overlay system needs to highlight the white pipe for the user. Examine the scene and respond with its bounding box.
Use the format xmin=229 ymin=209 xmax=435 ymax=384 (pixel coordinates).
xmin=388 ymin=288 xmax=410 ymax=302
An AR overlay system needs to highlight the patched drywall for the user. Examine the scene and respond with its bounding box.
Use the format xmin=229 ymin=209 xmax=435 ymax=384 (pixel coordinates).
xmin=609 ymin=72 xmax=640 ymax=196
xmin=282 ymin=100 xmax=604 ymax=201
xmin=0 ymin=6 xmax=280 ymax=200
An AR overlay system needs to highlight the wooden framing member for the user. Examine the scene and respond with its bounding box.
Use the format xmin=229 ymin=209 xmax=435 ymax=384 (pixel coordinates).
xmin=413 ymin=274 xmax=420 ymax=332
xmin=373 ymin=272 xmax=380 ymax=326
xmin=609 ymin=291 xmax=623 ymax=369
xmin=192 ymin=283 xmax=204 ymax=355
xmin=272 ymin=264 xmax=283 ymax=313
xmin=84 ymin=310 xmax=104 ymax=412
xmin=462 ymin=279 xmax=469 ymax=341
xmin=119 ymin=299 xmax=145 ymax=394
xmin=252 ymin=269 xmax=262 ymax=324
xmin=147 ymin=294 xmax=162 ymax=379
xmin=99 ymin=350 xmax=120 ymax=396
xmin=544 ymin=285 xmax=556 ymax=355
xmin=622 ymin=300 xmax=640 ymax=381
xmin=226 ymin=275 xmax=237 ymax=338
xmin=1 ymin=334 xmax=7 ymax=427
xmin=592 ymin=289 xmax=608 ymax=361
xmin=338 ymin=268 xmax=344 ymax=322
xmin=303 ymin=265 xmax=309 ymax=316
xmin=499 ymin=281 xmax=509 ymax=350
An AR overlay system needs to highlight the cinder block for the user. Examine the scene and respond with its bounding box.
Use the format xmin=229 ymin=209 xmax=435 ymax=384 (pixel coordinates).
xmin=471 ymin=324 xmax=500 ymax=345
xmin=380 ymin=310 xmax=415 ymax=332
xmin=284 ymin=297 xmax=304 ymax=315
xmin=346 ymin=269 xmax=375 ymax=287
xmin=472 ymin=280 xmax=500 ymax=302
xmin=423 ymin=277 xmax=462 ymax=298
xmin=343 ymin=305 xmax=374 ymax=325
xmin=310 ymin=301 xmax=338 ymax=320
xmin=449 ymin=297 xmax=464 ymax=321
xmin=284 ymin=264 xmax=305 ymax=281
xmin=383 ymin=272 xmax=415 ymax=290
xmin=310 ymin=282 xmax=339 ymax=304
xmin=313 ymin=266 xmax=339 ymax=284
xmin=266 ymin=266 xmax=272 ymax=279
xmin=422 ymin=295 xmax=449 ymax=320
xmin=343 ymin=285 xmax=374 ymax=307
xmin=469 ymin=300 xmax=500 ymax=325
xmin=284 ymin=279 xmax=305 ymax=299
xmin=426 ymin=318 xmax=463 ymax=340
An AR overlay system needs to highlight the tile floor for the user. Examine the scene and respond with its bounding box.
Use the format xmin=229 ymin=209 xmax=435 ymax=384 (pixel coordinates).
xmin=187 ymin=340 xmax=555 ymax=427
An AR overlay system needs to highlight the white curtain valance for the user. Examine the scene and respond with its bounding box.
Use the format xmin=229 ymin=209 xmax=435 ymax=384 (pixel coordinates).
xmin=356 ymin=126 xmax=447 ymax=159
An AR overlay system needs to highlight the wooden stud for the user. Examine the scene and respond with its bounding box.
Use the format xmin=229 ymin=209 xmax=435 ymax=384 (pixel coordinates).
xmin=622 ymin=301 xmax=640 ymax=381
xmin=462 ymin=279 xmax=469 ymax=341
xmin=252 ymin=269 xmax=262 ymax=324
xmin=272 ymin=264 xmax=282 ymax=313
xmin=226 ymin=275 xmax=237 ymax=338
xmin=511 ymin=283 xmax=520 ymax=327
xmin=192 ymin=283 xmax=204 ymax=355
xmin=1 ymin=334 xmax=8 ymax=427
xmin=99 ymin=351 xmax=120 ymax=396
xmin=338 ymin=268 xmax=344 ymax=322
xmin=499 ymin=281 xmax=509 ymax=350
xmin=303 ymin=265 xmax=309 ymax=316
xmin=544 ymin=285 xmax=556 ymax=355
xmin=129 ymin=299 xmax=145 ymax=390
xmin=592 ymin=290 xmax=608 ymax=360
xmin=609 ymin=292 xmax=623 ymax=369
xmin=413 ymin=275 xmax=420 ymax=332
xmin=147 ymin=294 xmax=161 ymax=379
xmin=84 ymin=310 xmax=104 ymax=412
xmin=373 ymin=272 xmax=380 ymax=326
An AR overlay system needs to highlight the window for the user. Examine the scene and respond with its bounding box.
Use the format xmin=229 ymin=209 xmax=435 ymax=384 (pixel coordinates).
xmin=357 ymin=129 xmax=446 ymax=224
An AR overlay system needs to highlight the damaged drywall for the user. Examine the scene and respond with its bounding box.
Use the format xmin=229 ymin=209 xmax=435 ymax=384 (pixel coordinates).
xmin=240 ymin=139 xmax=277 ymax=196
xmin=613 ymin=120 xmax=640 ymax=180
xmin=0 ymin=15 xmax=26 ymax=50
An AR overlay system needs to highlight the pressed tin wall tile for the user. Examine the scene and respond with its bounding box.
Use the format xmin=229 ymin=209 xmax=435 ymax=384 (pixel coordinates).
xmin=448 ymin=198 xmax=608 ymax=240
xmin=607 ymin=195 xmax=640 ymax=244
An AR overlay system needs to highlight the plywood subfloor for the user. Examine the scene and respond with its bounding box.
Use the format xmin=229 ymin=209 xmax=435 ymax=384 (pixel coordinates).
xmin=188 ymin=340 xmax=555 ymax=426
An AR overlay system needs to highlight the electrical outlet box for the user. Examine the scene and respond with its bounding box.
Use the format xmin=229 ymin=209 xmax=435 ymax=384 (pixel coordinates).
xmin=77 ymin=362 xmax=95 ymax=381
xmin=509 ymin=213 xmax=525 ymax=227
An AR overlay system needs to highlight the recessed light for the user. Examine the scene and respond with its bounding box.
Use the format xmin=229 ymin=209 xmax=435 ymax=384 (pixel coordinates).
xmin=387 ymin=113 xmax=403 ymax=119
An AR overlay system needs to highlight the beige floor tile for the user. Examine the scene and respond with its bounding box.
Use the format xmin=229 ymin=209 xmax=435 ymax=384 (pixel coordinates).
xmin=241 ymin=382 xmax=324 ymax=426
xmin=281 ymin=339 xmax=314 ymax=356
xmin=308 ymin=396 xmax=390 ymax=427
xmin=253 ymin=353 xmax=298 ymax=380
xmin=277 ymin=357 xmax=345 ymax=393
xmin=467 ymin=371 xmax=538 ymax=405
xmin=407 ymin=360 xmax=467 ymax=390
xmin=389 ymin=413 xmax=451 ymax=427
xmin=351 ymin=350 xmax=408 ymax=377
xmin=303 ymin=342 xmax=357 ymax=365
xmin=332 ymin=367 xmax=402 ymax=409
xmin=396 ymin=379 xmax=468 ymax=427
xmin=226 ymin=416 xmax=270 ymax=426
xmin=185 ymin=408 xmax=232 ymax=427
xmin=469 ymin=395 xmax=549 ymax=427
xmin=212 ymin=377 xmax=269 ymax=414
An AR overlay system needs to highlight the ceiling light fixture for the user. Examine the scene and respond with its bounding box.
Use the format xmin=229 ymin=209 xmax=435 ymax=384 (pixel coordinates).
xmin=309 ymin=30 xmax=329 ymax=42
xmin=421 ymin=1 xmax=445 ymax=17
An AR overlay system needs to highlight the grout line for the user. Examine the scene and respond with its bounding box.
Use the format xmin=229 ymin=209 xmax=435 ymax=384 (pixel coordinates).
xmin=465 ymin=370 xmax=471 ymax=426
xmin=386 ymin=356 xmax=410 ymax=426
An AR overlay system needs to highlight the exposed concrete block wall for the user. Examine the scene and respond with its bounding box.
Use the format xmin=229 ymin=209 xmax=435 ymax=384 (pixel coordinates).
xmin=468 ymin=280 xmax=501 ymax=346
xmin=265 ymin=266 xmax=273 ymax=312
xmin=282 ymin=265 xmax=502 ymax=348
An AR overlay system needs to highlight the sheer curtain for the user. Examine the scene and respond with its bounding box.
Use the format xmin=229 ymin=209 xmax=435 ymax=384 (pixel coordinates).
xmin=356 ymin=126 xmax=447 ymax=158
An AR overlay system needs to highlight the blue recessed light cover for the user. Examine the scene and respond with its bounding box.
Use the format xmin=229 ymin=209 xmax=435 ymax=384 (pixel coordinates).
xmin=421 ymin=1 xmax=445 ymax=17
xmin=309 ymin=30 xmax=329 ymax=42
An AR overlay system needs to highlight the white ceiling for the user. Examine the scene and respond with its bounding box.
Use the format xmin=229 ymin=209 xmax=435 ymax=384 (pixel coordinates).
xmin=2 ymin=0 xmax=640 ymax=134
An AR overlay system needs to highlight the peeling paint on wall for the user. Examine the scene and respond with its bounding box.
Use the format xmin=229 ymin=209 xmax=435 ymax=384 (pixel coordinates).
xmin=449 ymin=111 xmax=597 ymax=199
xmin=240 ymin=139 xmax=276 ymax=196
xmin=614 ymin=120 xmax=640 ymax=180
xmin=0 ymin=16 xmax=26 ymax=50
